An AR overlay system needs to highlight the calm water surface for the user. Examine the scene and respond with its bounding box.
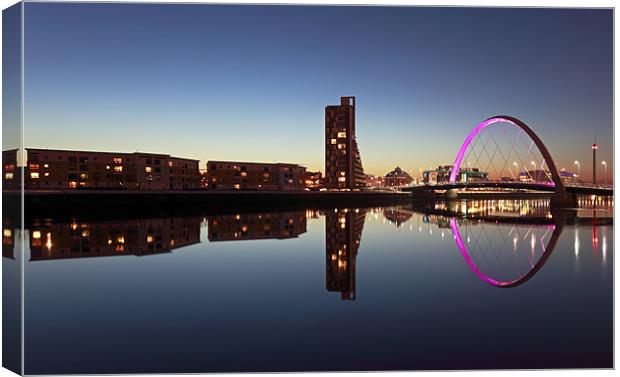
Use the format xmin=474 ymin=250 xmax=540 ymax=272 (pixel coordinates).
xmin=5 ymin=199 xmax=613 ymax=373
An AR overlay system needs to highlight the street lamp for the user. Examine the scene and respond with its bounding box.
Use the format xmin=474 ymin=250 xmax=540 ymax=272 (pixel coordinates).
xmin=602 ymin=161 xmax=607 ymax=186
xmin=574 ymin=160 xmax=580 ymax=178
xmin=530 ymin=161 xmax=536 ymax=182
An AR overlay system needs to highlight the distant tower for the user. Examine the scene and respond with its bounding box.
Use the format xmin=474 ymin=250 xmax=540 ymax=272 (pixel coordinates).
xmin=325 ymin=96 xmax=365 ymax=190
xmin=592 ymin=137 xmax=598 ymax=185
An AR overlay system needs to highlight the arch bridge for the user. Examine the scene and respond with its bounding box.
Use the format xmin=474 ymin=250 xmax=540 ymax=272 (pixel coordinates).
xmin=404 ymin=116 xmax=613 ymax=206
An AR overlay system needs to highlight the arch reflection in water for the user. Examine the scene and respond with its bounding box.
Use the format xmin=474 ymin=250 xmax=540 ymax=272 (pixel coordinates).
xmin=450 ymin=217 xmax=564 ymax=288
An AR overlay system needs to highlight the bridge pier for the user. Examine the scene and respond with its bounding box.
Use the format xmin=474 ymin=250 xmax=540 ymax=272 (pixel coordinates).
xmin=550 ymin=191 xmax=577 ymax=209
xmin=445 ymin=188 xmax=459 ymax=200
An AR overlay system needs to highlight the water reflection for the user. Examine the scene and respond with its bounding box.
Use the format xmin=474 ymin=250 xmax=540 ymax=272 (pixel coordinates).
xmin=5 ymin=198 xmax=613 ymax=294
xmin=28 ymin=217 xmax=202 ymax=261
xmin=325 ymin=208 xmax=366 ymax=300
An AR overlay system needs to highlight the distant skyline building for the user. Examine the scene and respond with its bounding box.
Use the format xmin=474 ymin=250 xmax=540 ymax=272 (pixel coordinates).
xmin=384 ymin=166 xmax=413 ymax=187
xmin=325 ymin=96 xmax=365 ymax=190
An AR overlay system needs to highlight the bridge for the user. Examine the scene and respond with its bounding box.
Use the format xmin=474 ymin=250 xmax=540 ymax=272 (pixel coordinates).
xmin=404 ymin=115 xmax=613 ymax=206
xmin=404 ymin=181 xmax=613 ymax=196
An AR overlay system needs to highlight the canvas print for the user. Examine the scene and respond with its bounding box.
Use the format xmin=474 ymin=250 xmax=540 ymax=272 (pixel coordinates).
xmin=1 ymin=2 xmax=614 ymax=374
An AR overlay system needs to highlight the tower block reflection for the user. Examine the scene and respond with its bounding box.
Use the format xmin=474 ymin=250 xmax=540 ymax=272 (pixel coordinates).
xmin=325 ymin=208 xmax=366 ymax=300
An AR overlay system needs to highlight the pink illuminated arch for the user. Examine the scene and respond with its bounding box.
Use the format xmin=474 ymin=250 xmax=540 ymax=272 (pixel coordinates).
xmin=449 ymin=115 xmax=565 ymax=191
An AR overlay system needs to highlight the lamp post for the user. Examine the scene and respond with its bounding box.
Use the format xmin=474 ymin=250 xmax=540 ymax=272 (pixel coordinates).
xmin=530 ymin=161 xmax=536 ymax=181
xmin=574 ymin=160 xmax=580 ymax=178
xmin=602 ymin=161 xmax=607 ymax=186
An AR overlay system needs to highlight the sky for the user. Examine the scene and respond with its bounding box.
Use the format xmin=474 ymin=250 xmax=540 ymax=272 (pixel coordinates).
xmin=21 ymin=3 xmax=613 ymax=179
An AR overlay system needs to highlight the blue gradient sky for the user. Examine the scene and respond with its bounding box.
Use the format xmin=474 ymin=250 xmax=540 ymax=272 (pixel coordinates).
xmin=23 ymin=4 xmax=612 ymax=178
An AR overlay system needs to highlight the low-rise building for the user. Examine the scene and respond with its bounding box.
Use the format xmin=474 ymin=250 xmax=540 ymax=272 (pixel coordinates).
xmin=423 ymin=165 xmax=488 ymax=184
xmin=24 ymin=148 xmax=200 ymax=190
xmin=2 ymin=149 xmax=20 ymax=190
xmin=206 ymin=160 xmax=306 ymax=190
xmin=384 ymin=166 xmax=413 ymax=187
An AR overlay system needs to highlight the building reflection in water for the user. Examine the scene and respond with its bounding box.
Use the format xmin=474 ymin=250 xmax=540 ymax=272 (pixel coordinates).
xmin=28 ymin=217 xmax=202 ymax=261
xmin=382 ymin=208 xmax=413 ymax=227
xmin=208 ymin=212 xmax=306 ymax=242
xmin=325 ymin=208 xmax=366 ymax=300
xmin=11 ymin=200 xmax=611 ymax=294
xmin=3 ymin=224 xmax=15 ymax=260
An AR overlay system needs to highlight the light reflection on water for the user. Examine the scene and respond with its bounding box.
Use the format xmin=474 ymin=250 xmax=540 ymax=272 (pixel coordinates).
xmin=2 ymin=199 xmax=613 ymax=373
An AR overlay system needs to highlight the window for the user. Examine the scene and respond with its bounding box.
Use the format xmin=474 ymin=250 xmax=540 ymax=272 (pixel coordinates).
xmin=241 ymin=172 xmax=247 ymax=177
xmin=168 ymin=161 xmax=173 ymax=167
xmin=30 ymin=172 xmax=40 ymax=179
xmin=113 ymin=157 xmax=123 ymax=164
xmin=5 ymin=173 xmax=13 ymax=180
xmin=337 ymin=132 xmax=347 ymax=138
xmin=154 ymin=159 xmax=160 ymax=165
xmin=338 ymin=144 xmax=346 ymax=150
xmin=29 ymin=163 xmax=40 ymax=170
xmin=233 ymin=184 xmax=240 ymax=189
xmin=106 ymin=165 xmax=111 ymax=170
xmin=331 ymin=139 xmax=337 ymax=144
xmin=146 ymin=159 xmax=152 ymax=164
xmin=4 ymin=164 xmax=15 ymax=171
xmin=338 ymin=177 xmax=346 ymax=182
xmin=145 ymin=166 xmax=153 ymax=173
xmin=69 ymin=157 xmax=77 ymax=163
xmin=79 ymin=165 xmax=88 ymax=171
xmin=68 ymin=181 xmax=77 ymax=188
xmin=114 ymin=166 xmax=123 ymax=172
xmin=79 ymin=173 xmax=88 ymax=179
xmin=43 ymin=163 xmax=49 ymax=168
xmin=154 ymin=167 xmax=161 ymax=173
xmin=44 ymin=172 xmax=50 ymax=177
xmin=79 ymin=157 xmax=88 ymax=163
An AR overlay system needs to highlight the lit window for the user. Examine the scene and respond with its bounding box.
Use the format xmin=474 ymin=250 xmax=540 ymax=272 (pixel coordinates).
xmin=340 ymin=171 xmax=346 ymax=176
xmin=331 ymin=139 xmax=337 ymax=144
xmin=5 ymin=173 xmax=13 ymax=180
xmin=338 ymin=177 xmax=346 ymax=182
xmin=81 ymin=230 xmax=90 ymax=237
xmin=29 ymin=164 xmax=40 ymax=170
xmin=145 ymin=166 xmax=153 ymax=173
xmin=32 ymin=231 xmax=41 ymax=239
xmin=105 ymin=165 xmax=111 ymax=170
xmin=30 ymin=172 xmax=40 ymax=179
xmin=168 ymin=161 xmax=173 ymax=167
xmin=337 ymin=144 xmax=346 ymax=150
xmin=114 ymin=166 xmax=123 ymax=172
xmin=113 ymin=157 xmax=123 ymax=164
xmin=79 ymin=173 xmax=88 ymax=179
xmin=337 ymin=132 xmax=346 ymax=138
xmin=79 ymin=182 xmax=87 ymax=187
xmin=4 ymin=164 xmax=15 ymax=171
xmin=146 ymin=235 xmax=154 ymax=243
xmin=241 ymin=172 xmax=247 ymax=177
xmin=233 ymin=184 xmax=240 ymax=189
xmin=44 ymin=172 xmax=50 ymax=177
xmin=68 ymin=181 xmax=77 ymax=188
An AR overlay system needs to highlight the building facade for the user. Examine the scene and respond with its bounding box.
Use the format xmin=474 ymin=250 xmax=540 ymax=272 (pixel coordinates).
xmin=423 ymin=165 xmax=488 ymax=184
xmin=206 ymin=160 xmax=306 ymax=190
xmin=384 ymin=166 xmax=414 ymax=187
xmin=24 ymin=148 xmax=200 ymax=190
xmin=325 ymin=96 xmax=365 ymax=190
xmin=2 ymin=149 xmax=20 ymax=190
